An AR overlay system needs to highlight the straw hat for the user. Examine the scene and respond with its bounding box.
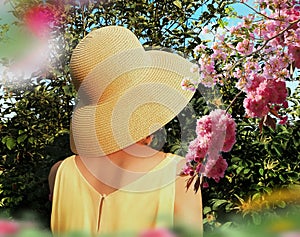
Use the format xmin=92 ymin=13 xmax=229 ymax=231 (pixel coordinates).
xmin=69 ymin=26 xmax=197 ymax=157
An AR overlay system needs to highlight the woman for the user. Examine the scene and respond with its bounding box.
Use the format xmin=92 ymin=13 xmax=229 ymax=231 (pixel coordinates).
xmin=49 ymin=26 xmax=202 ymax=236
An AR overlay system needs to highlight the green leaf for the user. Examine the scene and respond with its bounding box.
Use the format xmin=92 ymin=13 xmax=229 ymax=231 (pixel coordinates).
xmin=28 ymin=137 xmax=35 ymax=144
xmin=243 ymin=168 xmax=250 ymax=174
xmin=236 ymin=166 xmax=243 ymax=174
xmin=252 ymin=192 xmax=261 ymax=201
xmin=220 ymin=221 xmax=233 ymax=229
xmin=279 ymin=174 xmax=285 ymax=182
xmin=203 ymin=206 xmax=212 ymax=215
xmin=6 ymin=137 xmax=16 ymax=150
xmin=1 ymin=135 xmax=8 ymax=144
xmin=217 ymin=19 xmax=228 ymax=28
xmin=259 ymin=168 xmax=264 ymax=176
xmin=173 ymin=0 xmax=182 ymax=9
xmin=212 ymin=199 xmax=228 ymax=210
xmin=17 ymin=134 xmax=27 ymax=144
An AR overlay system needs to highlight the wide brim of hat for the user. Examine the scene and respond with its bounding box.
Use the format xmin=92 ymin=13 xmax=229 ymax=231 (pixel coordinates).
xmin=70 ymin=50 xmax=197 ymax=157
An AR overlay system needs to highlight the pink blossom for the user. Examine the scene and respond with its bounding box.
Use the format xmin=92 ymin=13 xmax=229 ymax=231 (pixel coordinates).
xmin=189 ymin=0 xmax=296 ymax=171
xmin=268 ymin=80 xmax=287 ymax=104
xmin=216 ymin=33 xmax=225 ymax=41
xmin=184 ymin=109 xmax=236 ymax=180
xmin=280 ymin=231 xmax=300 ymax=237
xmin=244 ymin=60 xmax=260 ymax=75
xmin=243 ymin=96 xmax=269 ymax=118
xmin=245 ymin=74 xmax=265 ymax=93
xmin=203 ymin=26 xmax=210 ymax=34
xmin=233 ymin=68 xmax=243 ymax=79
xmin=243 ymin=76 xmax=288 ymax=118
xmin=182 ymin=165 xmax=194 ymax=176
xmin=199 ymin=74 xmax=216 ymax=87
xmin=236 ymin=39 xmax=254 ymax=55
xmin=223 ymin=119 xmax=237 ymax=152
xmin=202 ymin=181 xmax=209 ymax=188
xmin=186 ymin=138 xmax=207 ymax=163
xmin=199 ymin=57 xmax=215 ymax=74
xmin=279 ymin=116 xmax=288 ymax=125
xmin=181 ymin=77 xmax=197 ymax=92
xmin=205 ymin=156 xmax=228 ymax=182
xmin=196 ymin=115 xmax=212 ymax=137
xmin=208 ymin=109 xmax=236 ymax=153
xmin=263 ymin=56 xmax=290 ymax=79
xmin=288 ymin=45 xmax=300 ymax=68
xmin=211 ymin=49 xmax=227 ymax=61
xmin=139 ymin=228 xmax=177 ymax=237
xmin=256 ymin=81 xmax=272 ymax=98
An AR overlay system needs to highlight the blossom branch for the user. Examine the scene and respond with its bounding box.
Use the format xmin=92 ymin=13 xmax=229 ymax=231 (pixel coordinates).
xmin=253 ymin=18 xmax=300 ymax=54
xmin=227 ymin=18 xmax=300 ymax=74
xmin=240 ymin=1 xmax=285 ymax=22
xmin=225 ymin=89 xmax=244 ymax=113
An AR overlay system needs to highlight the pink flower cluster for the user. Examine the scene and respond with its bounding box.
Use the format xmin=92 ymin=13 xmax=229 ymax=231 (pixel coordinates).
xmin=236 ymin=39 xmax=254 ymax=56
xmin=205 ymin=156 xmax=228 ymax=182
xmin=183 ymin=109 xmax=236 ymax=183
xmin=243 ymin=75 xmax=288 ymax=118
xmin=191 ymin=0 xmax=299 ymax=123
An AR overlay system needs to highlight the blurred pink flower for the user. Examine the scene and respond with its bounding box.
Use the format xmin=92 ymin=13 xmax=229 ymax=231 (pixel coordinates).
xmin=0 ymin=220 xmax=20 ymax=235
xmin=24 ymin=5 xmax=58 ymax=38
xmin=280 ymin=231 xmax=300 ymax=237
xmin=139 ymin=228 xmax=176 ymax=237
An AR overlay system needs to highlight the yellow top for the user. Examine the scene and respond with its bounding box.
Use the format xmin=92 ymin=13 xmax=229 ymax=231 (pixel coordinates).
xmin=51 ymin=154 xmax=183 ymax=236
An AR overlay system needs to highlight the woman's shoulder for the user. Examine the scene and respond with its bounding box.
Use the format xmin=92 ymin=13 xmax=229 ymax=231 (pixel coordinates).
xmin=54 ymin=155 xmax=76 ymax=169
xmin=165 ymin=152 xmax=185 ymax=161
xmin=162 ymin=152 xmax=186 ymax=175
xmin=149 ymin=151 xmax=184 ymax=168
xmin=48 ymin=155 xmax=76 ymax=195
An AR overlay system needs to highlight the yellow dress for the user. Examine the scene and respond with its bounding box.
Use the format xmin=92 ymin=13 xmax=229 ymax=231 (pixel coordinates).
xmin=51 ymin=154 xmax=183 ymax=236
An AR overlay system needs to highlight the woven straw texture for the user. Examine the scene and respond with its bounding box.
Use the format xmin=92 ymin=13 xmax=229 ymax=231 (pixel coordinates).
xmin=69 ymin=26 xmax=197 ymax=157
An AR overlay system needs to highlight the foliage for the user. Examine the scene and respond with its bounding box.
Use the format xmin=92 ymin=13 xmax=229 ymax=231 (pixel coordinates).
xmin=201 ymin=84 xmax=300 ymax=232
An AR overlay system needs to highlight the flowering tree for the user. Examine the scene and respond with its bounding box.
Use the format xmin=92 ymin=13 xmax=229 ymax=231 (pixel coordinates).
xmin=181 ymin=0 xmax=300 ymax=194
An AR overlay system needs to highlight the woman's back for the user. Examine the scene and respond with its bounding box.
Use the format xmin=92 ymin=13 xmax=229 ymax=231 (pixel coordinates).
xmin=51 ymin=148 xmax=185 ymax=236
